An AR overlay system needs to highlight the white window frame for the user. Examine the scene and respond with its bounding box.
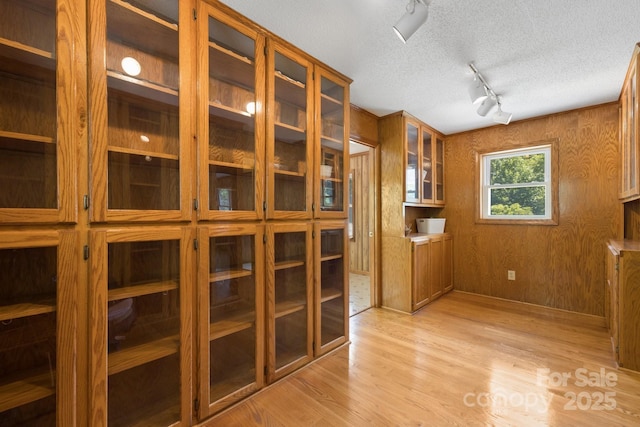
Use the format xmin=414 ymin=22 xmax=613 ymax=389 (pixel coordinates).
xmin=478 ymin=141 xmax=558 ymax=225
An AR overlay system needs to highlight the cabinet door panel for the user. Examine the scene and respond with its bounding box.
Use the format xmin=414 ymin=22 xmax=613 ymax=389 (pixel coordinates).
xmin=266 ymin=223 xmax=313 ymax=381
xmin=412 ymin=240 xmax=430 ymax=310
xmin=267 ymin=43 xmax=313 ymax=219
xmin=90 ymin=0 xmax=191 ymax=222
xmin=198 ymin=4 xmax=264 ymax=220
xmin=197 ymin=224 xmax=264 ymax=418
xmin=405 ymin=120 xmax=420 ymax=203
xmin=0 ymin=0 xmax=78 ymax=223
xmin=315 ymin=221 xmax=348 ymax=354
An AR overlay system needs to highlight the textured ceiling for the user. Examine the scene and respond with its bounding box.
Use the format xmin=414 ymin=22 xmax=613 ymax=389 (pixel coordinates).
xmin=218 ymin=0 xmax=640 ymax=135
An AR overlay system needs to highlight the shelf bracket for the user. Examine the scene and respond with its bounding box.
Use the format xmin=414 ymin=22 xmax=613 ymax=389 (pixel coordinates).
xmin=83 ymin=195 xmax=90 ymax=210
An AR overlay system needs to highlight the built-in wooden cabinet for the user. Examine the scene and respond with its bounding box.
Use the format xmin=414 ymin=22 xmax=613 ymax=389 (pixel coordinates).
xmin=2 ymin=0 xmax=350 ymax=424
xmin=382 ymin=233 xmax=453 ymax=313
xmin=619 ymin=43 xmax=640 ymax=201
xmin=89 ymin=227 xmax=193 ymax=426
xmin=197 ymin=224 xmax=264 ymax=417
xmin=0 ymin=230 xmax=77 ymax=425
xmin=266 ymin=223 xmax=314 ymax=382
xmin=380 ymin=111 xmax=445 ymax=209
xmin=315 ymin=221 xmax=349 ymax=355
xmin=606 ymin=240 xmax=640 ymax=372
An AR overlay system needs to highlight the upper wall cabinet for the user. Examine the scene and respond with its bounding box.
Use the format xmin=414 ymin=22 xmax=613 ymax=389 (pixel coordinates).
xmin=0 ymin=0 xmax=81 ymax=224
xmin=380 ymin=111 xmax=445 ymax=210
xmin=89 ymin=0 xmax=194 ymax=222
xmin=315 ymin=66 xmax=350 ymax=219
xmin=620 ymin=43 xmax=640 ymax=201
xmin=198 ymin=2 xmax=265 ymax=221
xmin=266 ymin=41 xmax=313 ymax=220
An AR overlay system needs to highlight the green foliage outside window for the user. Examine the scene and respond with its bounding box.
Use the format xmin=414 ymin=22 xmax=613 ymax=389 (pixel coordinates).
xmin=489 ymin=153 xmax=546 ymax=216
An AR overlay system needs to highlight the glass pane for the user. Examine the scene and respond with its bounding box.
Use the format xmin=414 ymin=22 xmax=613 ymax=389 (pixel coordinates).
xmin=208 ymin=234 xmax=257 ymax=402
xmin=436 ymin=137 xmax=444 ymax=201
xmin=274 ymin=52 xmax=307 ymax=212
xmin=319 ymin=76 xmax=344 ymax=212
xmin=405 ymin=123 xmax=419 ymax=200
xmin=0 ymin=0 xmax=57 ymax=210
xmin=0 ymin=246 xmax=57 ymax=424
xmin=207 ymin=16 xmax=257 ymax=212
xmin=490 ymin=186 xmax=546 ymax=216
xmin=320 ymin=229 xmax=344 ymax=345
xmin=422 ymin=130 xmax=433 ymax=201
xmin=107 ymin=239 xmax=181 ymax=426
xmin=106 ymin=0 xmax=180 ymax=211
xmin=490 ymin=153 xmax=545 ymax=185
xmin=273 ymin=231 xmax=307 ymax=368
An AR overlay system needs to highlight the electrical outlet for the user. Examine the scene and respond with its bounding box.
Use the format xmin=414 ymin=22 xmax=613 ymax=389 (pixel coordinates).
xmin=508 ymin=270 xmax=516 ymax=281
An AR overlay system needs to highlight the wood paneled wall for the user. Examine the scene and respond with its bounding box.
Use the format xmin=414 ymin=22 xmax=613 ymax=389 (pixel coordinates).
xmin=442 ymin=103 xmax=621 ymax=316
xmin=349 ymin=152 xmax=371 ymax=274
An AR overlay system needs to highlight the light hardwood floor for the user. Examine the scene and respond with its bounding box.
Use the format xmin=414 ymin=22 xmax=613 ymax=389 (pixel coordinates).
xmin=204 ymin=291 xmax=640 ymax=426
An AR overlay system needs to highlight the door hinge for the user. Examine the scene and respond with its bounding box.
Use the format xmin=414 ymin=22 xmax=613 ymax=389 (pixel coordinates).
xmin=193 ymin=199 xmax=199 ymax=211
xmin=192 ymin=8 xmax=197 ymax=20
xmin=193 ymin=239 xmax=198 ymax=251
xmin=312 ymin=202 xmax=315 ymax=212
xmin=312 ymin=230 xmax=315 ymax=239
xmin=263 ymin=234 xmax=267 ymax=244
xmin=83 ymin=245 xmax=89 ymax=260
xmin=264 ymin=365 xmax=268 ymax=377
xmin=193 ymin=398 xmax=199 ymax=418
xmin=263 ymin=201 xmax=267 ymax=212
xmin=83 ymin=195 xmax=90 ymax=210
xmin=615 ymin=262 xmax=619 ymax=272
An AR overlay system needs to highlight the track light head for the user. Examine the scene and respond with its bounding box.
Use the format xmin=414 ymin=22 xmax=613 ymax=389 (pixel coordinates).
xmin=493 ymin=102 xmax=512 ymax=125
xmin=468 ymin=76 xmax=487 ymax=104
xmin=393 ymin=0 xmax=430 ymax=43
xmin=476 ymin=96 xmax=497 ymax=117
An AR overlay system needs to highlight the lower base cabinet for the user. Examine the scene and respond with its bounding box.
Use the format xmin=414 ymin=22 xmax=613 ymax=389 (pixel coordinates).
xmin=606 ymin=240 xmax=640 ymax=372
xmin=382 ymin=233 xmax=453 ymax=313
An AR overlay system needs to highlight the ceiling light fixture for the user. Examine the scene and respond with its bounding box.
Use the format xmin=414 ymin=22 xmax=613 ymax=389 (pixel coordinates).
xmin=468 ymin=63 xmax=513 ymax=125
xmin=393 ymin=0 xmax=431 ymax=43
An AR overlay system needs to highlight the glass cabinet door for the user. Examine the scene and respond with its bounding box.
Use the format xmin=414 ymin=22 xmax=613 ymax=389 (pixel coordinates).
xmin=0 ymin=0 xmax=78 ymax=223
xmin=89 ymin=0 xmax=191 ymax=222
xmin=620 ymin=56 xmax=638 ymax=199
xmin=405 ymin=120 xmax=420 ymax=202
xmin=435 ymin=135 xmax=445 ymax=205
xmin=0 ymin=231 xmax=76 ymax=426
xmin=314 ymin=221 xmax=348 ymax=356
xmin=90 ymin=227 xmax=191 ymax=426
xmin=198 ymin=3 xmax=264 ymax=220
xmin=267 ymin=43 xmax=313 ymax=219
xmin=421 ymin=128 xmax=433 ymax=203
xmin=266 ymin=223 xmax=313 ymax=382
xmin=197 ymin=224 xmax=264 ymax=418
xmin=316 ymin=67 xmax=350 ymax=218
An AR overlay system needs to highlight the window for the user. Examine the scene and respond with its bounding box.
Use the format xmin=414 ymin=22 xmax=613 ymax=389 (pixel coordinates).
xmin=478 ymin=141 xmax=558 ymax=224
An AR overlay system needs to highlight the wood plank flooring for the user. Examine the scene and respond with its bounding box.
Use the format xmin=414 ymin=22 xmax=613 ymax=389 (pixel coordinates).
xmin=203 ymin=291 xmax=640 ymax=426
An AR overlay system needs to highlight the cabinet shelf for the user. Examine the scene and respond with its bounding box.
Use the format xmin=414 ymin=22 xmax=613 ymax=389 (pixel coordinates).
xmin=209 ymin=102 xmax=253 ymax=126
xmin=108 ymin=335 xmax=179 ymax=376
xmin=108 ymin=145 xmax=179 ymax=161
xmin=0 ymin=38 xmax=54 ymax=71
xmin=107 ymin=0 xmax=178 ymax=58
xmin=274 ymin=299 xmax=306 ymax=319
xmin=108 ymin=280 xmax=178 ymax=302
xmin=320 ymin=288 xmax=342 ymax=303
xmin=209 ymin=42 xmax=254 ymax=90
xmin=274 ymin=122 xmax=306 ymax=143
xmin=275 ymin=71 xmax=306 ymax=108
xmin=274 ymin=259 xmax=305 ymax=270
xmin=210 ymin=268 xmax=253 ymax=282
xmin=0 ymin=130 xmax=55 ymax=145
xmin=320 ymin=253 xmax=343 ymax=262
xmin=320 ymin=135 xmax=343 ymax=151
xmin=0 ymin=370 xmax=55 ymax=413
xmin=209 ymin=310 xmax=255 ymax=341
xmin=0 ymin=298 xmax=56 ymax=322
xmin=209 ymin=160 xmax=254 ymax=173
xmin=107 ymin=71 xmax=178 ymax=106
xmin=274 ymin=168 xmax=305 ymax=178
xmin=320 ymin=92 xmax=343 ymax=113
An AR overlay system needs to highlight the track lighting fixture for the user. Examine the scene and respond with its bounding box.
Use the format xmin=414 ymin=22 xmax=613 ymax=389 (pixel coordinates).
xmin=468 ymin=63 xmax=513 ymax=125
xmin=393 ymin=0 xmax=430 ymax=43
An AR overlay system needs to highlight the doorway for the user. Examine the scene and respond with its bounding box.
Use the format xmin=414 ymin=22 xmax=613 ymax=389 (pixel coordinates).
xmin=348 ymin=140 xmax=375 ymax=316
